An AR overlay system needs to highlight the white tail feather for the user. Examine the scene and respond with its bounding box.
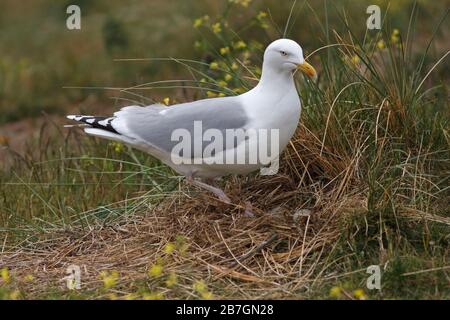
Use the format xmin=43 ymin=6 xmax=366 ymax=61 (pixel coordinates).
xmin=84 ymin=128 xmax=133 ymax=144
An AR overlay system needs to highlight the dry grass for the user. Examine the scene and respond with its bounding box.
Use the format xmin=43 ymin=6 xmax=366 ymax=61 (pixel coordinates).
xmin=1 ymin=114 xmax=447 ymax=299
xmin=1 ymin=124 xmax=371 ymax=299
xmin=1 ymin=0 xmax=448 ymax=300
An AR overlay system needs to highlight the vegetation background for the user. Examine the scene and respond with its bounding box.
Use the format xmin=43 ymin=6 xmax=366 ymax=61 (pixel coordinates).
xmin=0 ymin=0 xmax=448 ymax=299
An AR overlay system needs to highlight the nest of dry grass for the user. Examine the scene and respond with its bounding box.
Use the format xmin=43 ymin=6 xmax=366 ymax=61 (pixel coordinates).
xmin=1 ymin=127 xmax=368 ymax=298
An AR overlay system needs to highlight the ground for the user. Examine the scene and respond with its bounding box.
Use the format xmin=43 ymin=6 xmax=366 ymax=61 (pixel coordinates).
xmin=0 ymin=0 xmax=449 ymax=300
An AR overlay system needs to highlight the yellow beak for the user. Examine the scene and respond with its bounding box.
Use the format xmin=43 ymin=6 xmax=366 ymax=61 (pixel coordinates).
xmin=297 ymin=61 xmax=317 ymax=80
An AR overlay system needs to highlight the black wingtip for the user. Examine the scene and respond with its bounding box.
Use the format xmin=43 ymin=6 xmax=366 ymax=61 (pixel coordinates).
xmin=67 ymin=115 xmax=118 ymax=134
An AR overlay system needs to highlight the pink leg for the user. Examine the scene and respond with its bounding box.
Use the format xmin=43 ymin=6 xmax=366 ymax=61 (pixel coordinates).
xmin=186 ymin=176 xmax=231 ymax=204
xmin=244 ymin=201 xmax=255 ymax=217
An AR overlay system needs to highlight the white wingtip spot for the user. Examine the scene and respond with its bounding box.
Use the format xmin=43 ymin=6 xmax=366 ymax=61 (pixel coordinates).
xmin=98 ymin=119 xmax=110 ymax=126
xmin=67 ymin=115 xmax=93 ymax=121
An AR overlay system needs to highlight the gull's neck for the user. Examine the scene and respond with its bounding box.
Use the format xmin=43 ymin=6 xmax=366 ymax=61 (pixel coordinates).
xmin=253 ymin=63 xmax=295 ymax=93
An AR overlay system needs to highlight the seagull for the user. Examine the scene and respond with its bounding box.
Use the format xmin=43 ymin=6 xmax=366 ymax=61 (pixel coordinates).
xmin=67 ymin=39 xmax=317 ymax=204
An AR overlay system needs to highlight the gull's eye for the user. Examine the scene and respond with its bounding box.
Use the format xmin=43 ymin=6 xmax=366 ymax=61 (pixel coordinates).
xmin=280 ymin=51 xmax=288 ymax=57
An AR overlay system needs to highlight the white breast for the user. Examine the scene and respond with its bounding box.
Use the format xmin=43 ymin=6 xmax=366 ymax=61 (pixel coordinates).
xmin=241 ymin=80 xmax=301 ymax=151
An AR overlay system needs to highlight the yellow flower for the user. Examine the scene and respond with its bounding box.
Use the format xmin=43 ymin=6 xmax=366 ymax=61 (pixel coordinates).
xmin=206 ymin=91 xmax=218 ymax=98
xmin=163 ymin=97 xmax=170 ymax=106
xmin=24 ymin=274 xmax=34 ymax=282
xmin=212 ymin=22 xmax=222 ymax=34
xmin=229 ymin=0 xmax=252 ymax=7
xmin=165 ymin=272 xmax=178 ymax=288
xmin=220 ymin=47 xmax=230 ymax=55
xmin=257 ymin=11 xmax=269 ymax=28
xmin=329 ymin=286 xmax=342 ymax=298
xmin=217 ymin=80 xmax=228 ymax=88
xmin=193 ymin=280 xmax=207 ymax=293
xmin=1 ymin=267 xmax=10 ymax=284
xmin=124 ymin=293 xmax=137 ymax=300
xmin=233 ymin=41 xmax=247 ymax=50
xmin=351 ymin=55 xmax=360 ymax=65
xmin=391 ymin=29 xmax=400 ymax=44
xmin=164 ymin=242 xmax=176 ymax=254
xmin=148 ymin=264 xmax=164 ymax=277
xmin=100 ymin=271 xmax=119 ymax=289
xmin=201 ymin=291 xmax=213 ymax=300
xmin=112 ymin=142 xmax=123 ymax=153
xmin=9 ymin=290 xmax=21 ymax=300
xmin=231 ymin=62 xmax=239 ymax=70
xmin=193 ymin=18 xmax=203 ymax=28
xmin=210 ymin=62 xmax=219 ymax=70
xmin=377 ymin=39 xmax=386 ymax=50
xmin=193 ymin=280 xmax=213 ymax=299
xmin=353 ymin=289 xmax=368 ymax=300
xmin=108 ymin=293 xmax=118 ymax=300
xmin=102 ymin=277 xmax=116 ymax=289
xmin=193 ymin=15 xmax=209 ymax=28
xmin=224 ymin=74 xmax=233 ymax=81
xmin=218 ymin=93 xmax=226 ymax=97
xmin=143 ymin=292 xmax=164 ymax=300
xmin=257 ymin=11 xmax=267 ymax=19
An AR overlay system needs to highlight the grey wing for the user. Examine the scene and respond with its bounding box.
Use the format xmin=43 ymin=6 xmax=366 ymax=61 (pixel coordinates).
xmin=110 ymin=97 xmax=250 ymax=157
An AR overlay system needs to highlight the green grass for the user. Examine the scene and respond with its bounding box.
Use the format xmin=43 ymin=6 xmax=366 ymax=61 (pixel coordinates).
xmin=0 ymin=0 xmax=449 ymax=300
